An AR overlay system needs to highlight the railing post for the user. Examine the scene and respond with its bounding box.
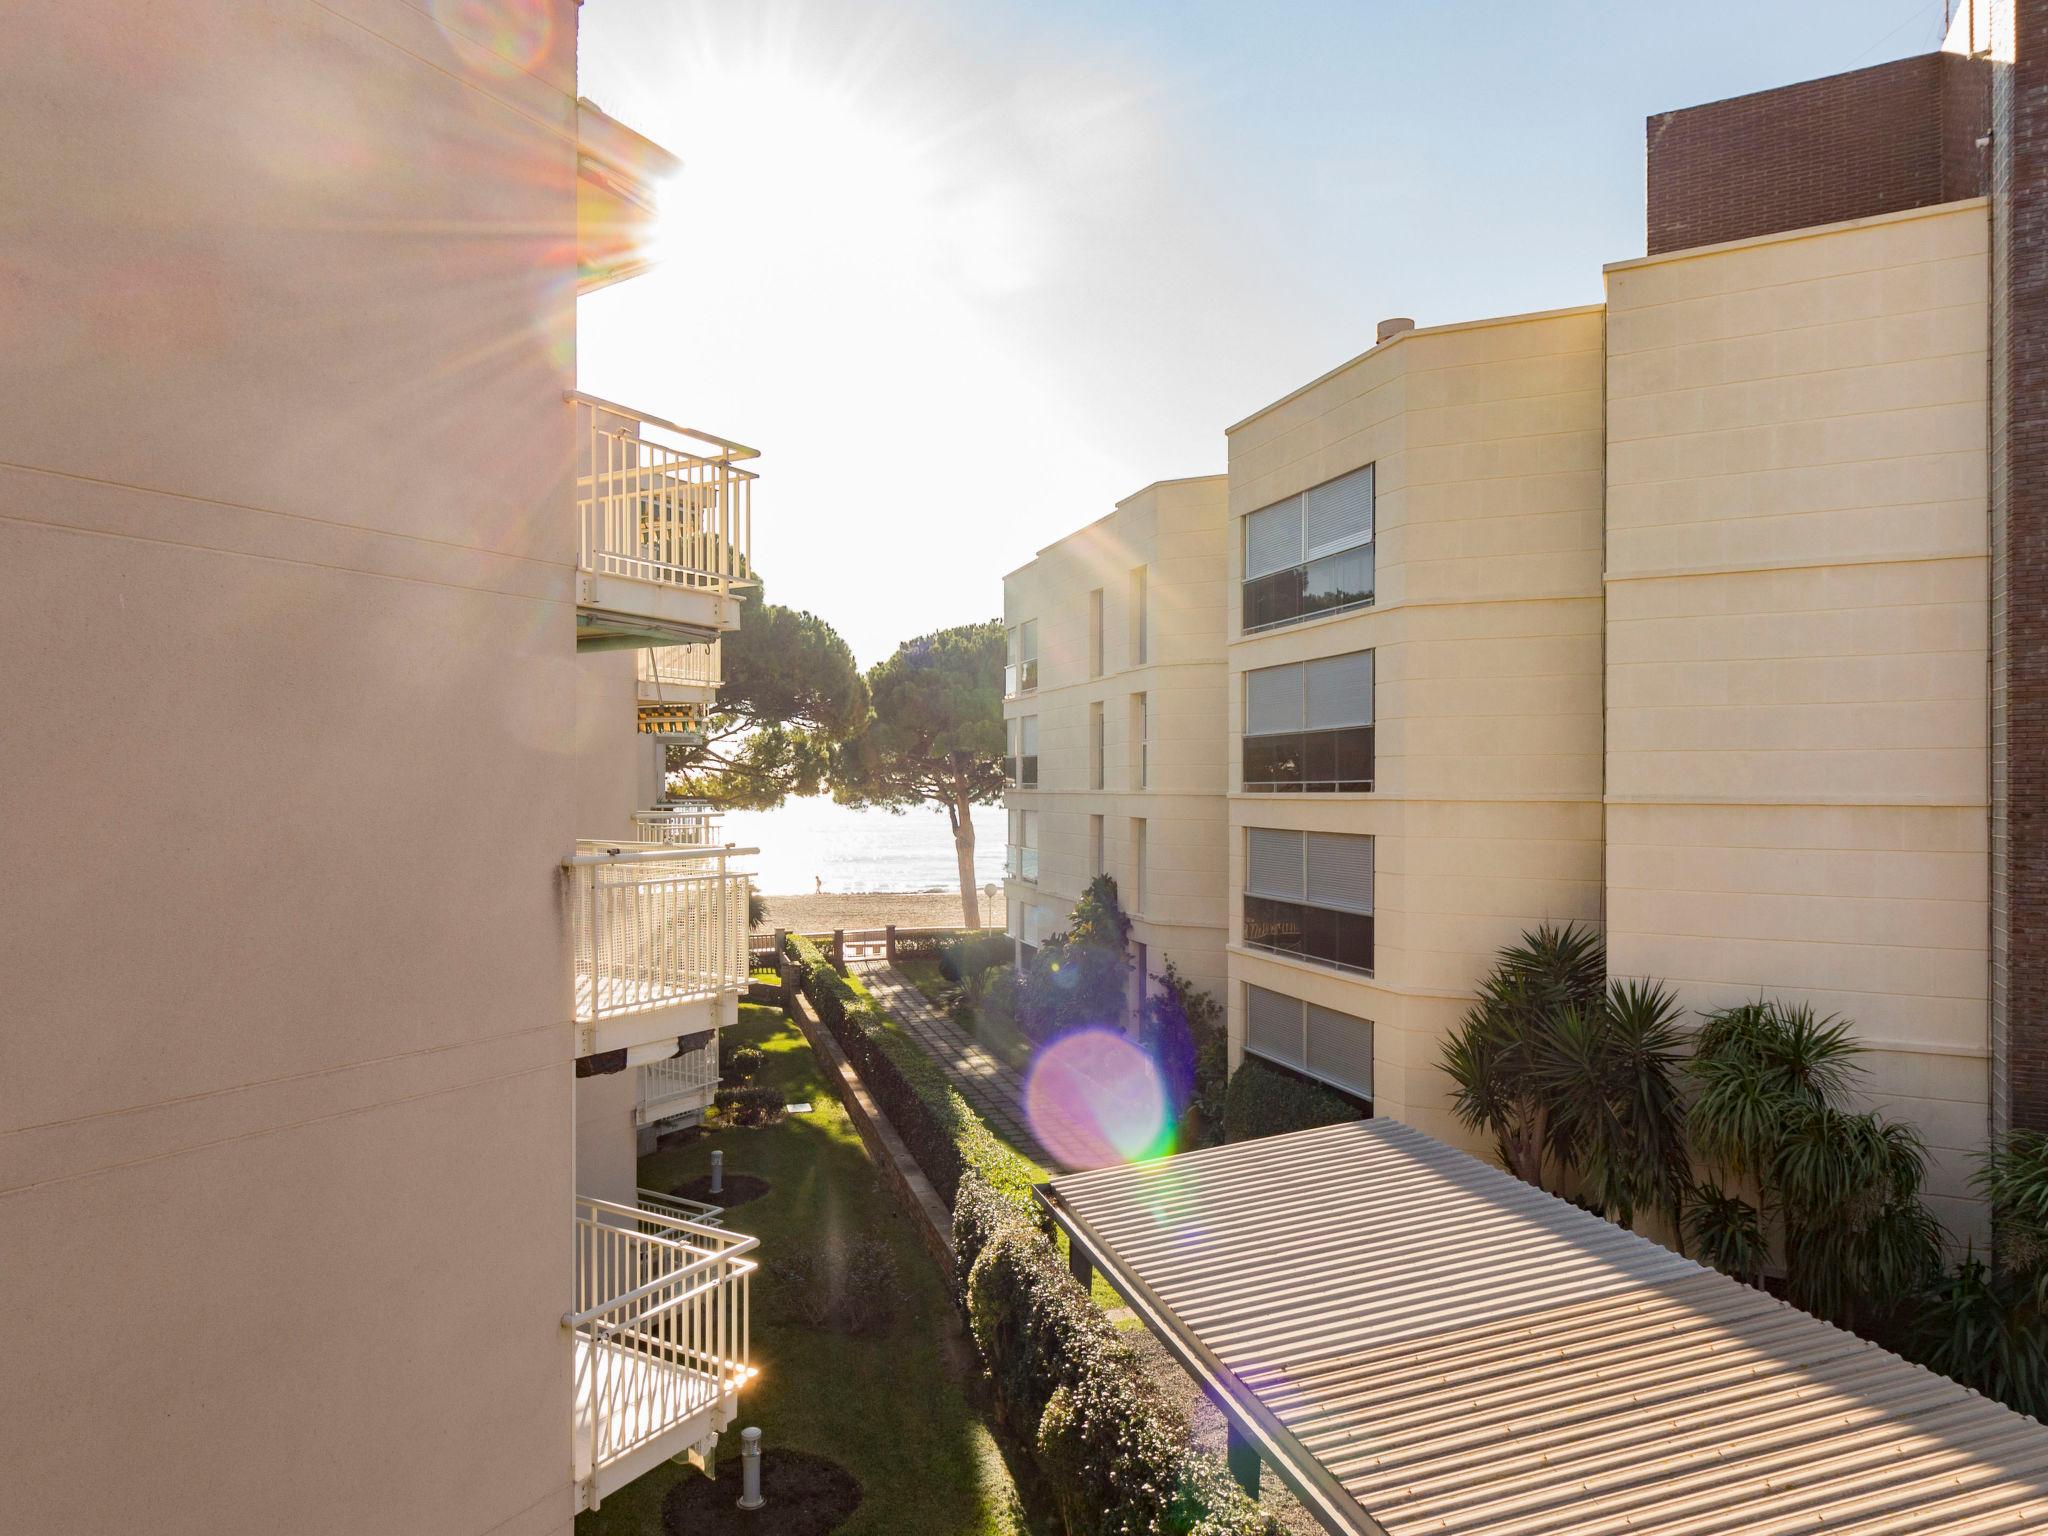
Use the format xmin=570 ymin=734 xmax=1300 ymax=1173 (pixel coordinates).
xmin=885 ymin=924 xmax=897 ymax=964
xmin=832 ymin=929 xmax=845 ymax=969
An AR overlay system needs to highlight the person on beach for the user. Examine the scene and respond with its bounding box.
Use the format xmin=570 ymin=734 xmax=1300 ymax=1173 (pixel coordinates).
xmin=814 ymin=874 xmax=822 ymax=895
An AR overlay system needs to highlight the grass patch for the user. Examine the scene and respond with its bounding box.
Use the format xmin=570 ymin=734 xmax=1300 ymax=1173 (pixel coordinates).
xmin=576 ymin=1005 xmax=1027 ymax=1536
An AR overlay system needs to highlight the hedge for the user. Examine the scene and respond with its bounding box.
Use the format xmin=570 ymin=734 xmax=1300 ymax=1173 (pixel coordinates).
xmin=959 ymin=1170 xmax=1276 ymax=1536
xmin=938 ymin=929 xmax=1015 ymax=985
xmin=785 ymin=932 xmax=1038 ymax=1211
xmin=1223 ymin=1054 xmax=1366 ymax=1143
xmin=787 ymin=931 xmax=1271 ymax=1536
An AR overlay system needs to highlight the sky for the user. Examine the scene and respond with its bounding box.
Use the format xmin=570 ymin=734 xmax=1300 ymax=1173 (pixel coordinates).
xmin=576 ymin=0 xmax=1959 ymax=669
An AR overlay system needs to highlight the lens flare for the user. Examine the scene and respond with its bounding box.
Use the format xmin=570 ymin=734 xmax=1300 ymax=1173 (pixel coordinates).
xmin=434 ymin=0 xmax=554 ymax=75
xmin=1024 ymin=1028 xmax=1175 ymax=1169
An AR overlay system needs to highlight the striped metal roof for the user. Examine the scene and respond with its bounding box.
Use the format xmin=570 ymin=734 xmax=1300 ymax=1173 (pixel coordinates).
xmin=1041 ymin=1118 xmax=2048 ymax=1536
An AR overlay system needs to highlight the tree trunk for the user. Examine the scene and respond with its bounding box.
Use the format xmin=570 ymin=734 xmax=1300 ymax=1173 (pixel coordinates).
xmin=948 ymin=788 xmax=981 ymax=929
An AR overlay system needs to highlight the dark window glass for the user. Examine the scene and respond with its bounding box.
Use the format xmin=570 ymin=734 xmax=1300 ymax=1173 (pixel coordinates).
xmin=1243 ymin=896 xmax=1373 ymax=974
xmin=1020 ymin=755 xmax=1038 ymax=787
xmin=1242 ymin=726 xmax=1374 ymax=793
xmin=1302 ymin=544 xmax=1374 ymax=619
xmin=1243 ymin=567 xmax=1305 ymax=632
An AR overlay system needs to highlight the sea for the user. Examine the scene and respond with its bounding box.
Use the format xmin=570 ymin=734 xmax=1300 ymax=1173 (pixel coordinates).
xmin=718 ymin=796 xmax=1008 ymax=895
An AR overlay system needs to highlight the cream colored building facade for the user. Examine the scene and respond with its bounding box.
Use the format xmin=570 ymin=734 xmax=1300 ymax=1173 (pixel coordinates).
xmin=1225 ymin=308 xmax=1609 ymax=1133
xmin=1604 ymin=201 xmax=1993 ymax=1234
xmin=1209 ymin=203 xmax=1995 ymax=1234
xmin=1002 ymin=477 xmax=1231 ymax=1020
xmin=3 ymin=2 xmax=756 ymax=1530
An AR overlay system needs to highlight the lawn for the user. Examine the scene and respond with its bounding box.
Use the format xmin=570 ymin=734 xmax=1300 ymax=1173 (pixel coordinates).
xmin=576 ymin=1004 xmax=1029 ymax=1536
xmin=893 ymin=953 xmax=1032 ymax=1072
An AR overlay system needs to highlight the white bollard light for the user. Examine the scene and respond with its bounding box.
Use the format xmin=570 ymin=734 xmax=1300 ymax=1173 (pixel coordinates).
xmin=710 ymin=1149 xmax=724 ymax=1195
xmin=736 ymin=1426 xmax=764 ymax=1510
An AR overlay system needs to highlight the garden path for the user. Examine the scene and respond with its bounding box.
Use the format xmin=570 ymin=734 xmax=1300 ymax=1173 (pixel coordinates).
xmin=852 ymin=961 xmax=1054 ymax=1166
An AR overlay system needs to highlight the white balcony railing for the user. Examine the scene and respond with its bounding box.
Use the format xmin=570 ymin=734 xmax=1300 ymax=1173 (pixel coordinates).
xmin=637 ymin=1185 xmax=724 ymax=1229
xmin=631 ymin=804 xmax=725 ymax=847
xmin=570 ymin=393 xmax=755 ymax=602
xmin=638 ymin=641 xmax=722 ymax=698
xmin=568 ymin=1196 xmax=756 ymax=1509
xmin=635 ymin=1039 xmax=720 ymax=1127
xmin=566 ymin=842 xmax=755 ymax=1056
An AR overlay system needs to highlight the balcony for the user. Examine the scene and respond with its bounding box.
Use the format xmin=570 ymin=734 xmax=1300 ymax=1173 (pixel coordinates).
xmin=631 ymin=803 xmax=726 ymax=848
xmin=638 ymin=641 xmax=723 ymax=704
xmin=1003 ymin=658 xmax=1038 ymax=697
xmin=577 ymin=99 xmax=681 ymax=294
xmin=566 ymin=842 xmax=754 ymax=1059
xmin=569 ymin=1196 xmax=756 ymax=1512
xmin=636 ymin=699 xmax=708 ymax=743
xmin=570 ymin=394 xmax=757 ymax=651
xmin=635 ymin=1035 xmax=721 ymax=1127
xmin=1006 ymin=845 xmax=1039 ymax=881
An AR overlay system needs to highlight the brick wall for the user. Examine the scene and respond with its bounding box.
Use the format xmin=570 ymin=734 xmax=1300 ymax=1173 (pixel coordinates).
xmin=2005 ymin=0 xmax=2048 ymax=1131
xmin=1646 ymin=53 xmax=1990 ymax=254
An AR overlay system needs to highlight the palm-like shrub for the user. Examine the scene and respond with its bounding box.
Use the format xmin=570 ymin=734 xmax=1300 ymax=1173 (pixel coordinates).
xmin=1906 ymin=1258 xmax=2048 ymax=1419
xmin=1687 ymin=1000 xmax=1942 ymax=1322
xmin=1529 ymin=978 xmax=1689 ymax=1228
xmin=1441 ymin=922 xmax=1605 ymax=1188
xmin=1975 ymin=1130 xmax=2048 ymax=1276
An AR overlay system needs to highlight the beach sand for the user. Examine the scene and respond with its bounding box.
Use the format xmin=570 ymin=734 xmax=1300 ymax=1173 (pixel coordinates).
xmin=759 ymin=890 xmax=989 ymax=934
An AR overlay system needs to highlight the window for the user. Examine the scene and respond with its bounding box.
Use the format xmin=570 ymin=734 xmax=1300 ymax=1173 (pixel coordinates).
xmin=1089 ymin=814 xmax=1105 ymax=876
xmin=1089 ymin=701 xmax=1105 ymax=790
xmin=1131 ymin=940 xmax=1149 ymax=1033
xmin=1007 ymin=808 xmax=1039 ymax=881
xmin=1005 ymin=620 xmax=1039 ymax=696
xmin=1130 ymin=566 xmax=1149 ymax=665
xmin=1244 ymin=650 xmax=1374 ymax=792
xmin=1131 ymin=693 xmax=1149 ymax=789
xmin=1132 ymin=817 xmax=1148 ymax=912
xmin=1243 ymin=828 xmax=1373 ymax=973
xmin=1088 ymin=589 xmax=1104 ymax=678
xmin=1244 ymin=984 xmax=1374 ymax=1103
xmin=1243 ymin=464 xmax=1374 ymax=633
xmin=1005 ymin=716 xmax=1039 ymax=787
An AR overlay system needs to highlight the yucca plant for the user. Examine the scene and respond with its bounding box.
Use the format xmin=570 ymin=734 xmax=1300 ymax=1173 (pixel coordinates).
xmin=1688 ymin=1000 xmax=1861 ymax=1176
xmin=1974 ymin=1130 xmax=2048 ymax=1277
xmin=1530 ymin=978 xmax=1689 ymax=1229
xmin=1772 ymin=1105 xmax=1942 ymax=1326
xmin=1684 ymin=1183 xmax=1767 ymax=1287
xmin=1441 ymin=922 xmax=1605 ymax=1190
xmin=1905 ymin=1257 xmax=2048 ymax=1420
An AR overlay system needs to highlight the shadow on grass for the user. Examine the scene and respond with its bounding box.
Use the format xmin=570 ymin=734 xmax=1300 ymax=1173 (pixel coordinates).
xmin=576 ymin=1005 xmax=1035 ymax=1536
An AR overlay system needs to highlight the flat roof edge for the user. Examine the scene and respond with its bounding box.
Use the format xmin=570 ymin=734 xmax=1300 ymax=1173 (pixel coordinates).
xmin=1001 ymin=473 xmax=1228 ymax=577
xmin=1606 ymin=195 xmax=1991 ymax=273
xmin=1226 ymin=302 xmax=1607 ymax=437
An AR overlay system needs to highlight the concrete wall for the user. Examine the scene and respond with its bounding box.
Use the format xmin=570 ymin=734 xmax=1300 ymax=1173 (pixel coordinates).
xmin=1224 ymin=308 xmax=1609 ymax=1142
xmin=1002 ymin=477 xmax=1230 ymax=1010
xmin=0 ymin=2 xmax=648 ymax=1530
xmin=1604 ymin=201 xmax=1992 ymax=1239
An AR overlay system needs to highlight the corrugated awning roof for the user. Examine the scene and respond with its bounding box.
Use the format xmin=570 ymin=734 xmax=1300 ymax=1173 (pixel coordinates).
xmin=1039 ymin=1118 xmax=2048 ymax=1536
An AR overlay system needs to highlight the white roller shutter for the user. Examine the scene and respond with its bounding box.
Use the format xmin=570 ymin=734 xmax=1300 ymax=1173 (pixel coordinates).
xmin=1305 ymin=832 xmax=1373 ymax=914
xmin=1304 ymin=465 xmax=1374 ymax=559
xmin=1245 ymin=663 xmax=1304 ymax=736
xmin=1305 ymin=650 xmax=1374 ymax=728
xmin=1245 ymin=984 xmax=1306 ymax=1070
xmin=1306 ymin=1003 xmax=1374 ymax=1099
xmin=1244 ymin=495 xmax=1304 ymax=579
xmin=1246 ymin=828 xmax=1304 ymax=901
xmin=1020 ymin=716 xmax=1038 ymax=755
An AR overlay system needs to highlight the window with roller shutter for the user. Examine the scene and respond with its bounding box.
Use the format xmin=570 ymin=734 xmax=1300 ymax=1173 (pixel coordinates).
xmin=1243 ymin=827 xmax=1373 ymax=973
xmin=1243 ymin=983 xmax=1374 ymax=1103
xmin=1241 ymin=464 xmax=1375 ymax=633
xmin=1243 ymin=649 xmax=1374 ymax=792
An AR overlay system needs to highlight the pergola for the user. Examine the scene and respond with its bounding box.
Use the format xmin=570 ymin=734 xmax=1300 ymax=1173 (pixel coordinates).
xmin=1038 ymin=1118 xmax=2048 ymax=1536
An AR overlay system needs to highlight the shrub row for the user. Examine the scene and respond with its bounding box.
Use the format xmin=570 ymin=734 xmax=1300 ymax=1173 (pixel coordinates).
xmin=957 ymin=1172 xmax=1276 ymax=1536
xmin=938 ymin=929 xmax=1016 ymax=986
xmin=785 ymin=932 xmax=1037 ymax=1211
xmin=1222 ymin=1054 xmax=1365 ymax=1143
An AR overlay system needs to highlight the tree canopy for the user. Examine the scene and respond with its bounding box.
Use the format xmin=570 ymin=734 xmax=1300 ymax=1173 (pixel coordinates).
xmin=666 ymin=585 xmax=870 ymax=810
xmin=832 ymin=619 xmax=1005 ymax=925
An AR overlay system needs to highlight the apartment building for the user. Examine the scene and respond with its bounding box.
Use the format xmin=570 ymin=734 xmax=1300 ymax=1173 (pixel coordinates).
xmin=1003 ymin=478 xmax=1231 ymax=1020
xmin=3 ymin=3 xmax=757 ymax=1530
xmin=1212 ymin=13 xmax=2027 ymax=1240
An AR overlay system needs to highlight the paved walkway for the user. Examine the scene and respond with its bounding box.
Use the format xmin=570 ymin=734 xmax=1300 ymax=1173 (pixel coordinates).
xmin=852 ymin=961 xmax=1053 ymax=1165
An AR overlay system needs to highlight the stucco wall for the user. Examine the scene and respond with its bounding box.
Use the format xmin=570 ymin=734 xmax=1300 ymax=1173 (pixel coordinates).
xmin=0 ymin=2 xmax=645 ymax=1531
xmin=1001 ymin=477 xmax=1230 ymax=1006
xmin=1224 ymin=308 xmax=1609 ymax=1141
xmin=1603 ymin=200 xmax=1992 ymax=1239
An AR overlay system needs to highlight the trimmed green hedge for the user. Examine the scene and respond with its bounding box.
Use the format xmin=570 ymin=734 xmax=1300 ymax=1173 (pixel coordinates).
xmin=786 ymin=932 xmax=1037 ymax=1211
xmin=958 ymin=1171 xmax=1276 ymax=1536
xmin=939 ymin=930 xmax=1015 ymax=986
xmin=1223 ymin=1054 xmax=1366 ymax=1143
